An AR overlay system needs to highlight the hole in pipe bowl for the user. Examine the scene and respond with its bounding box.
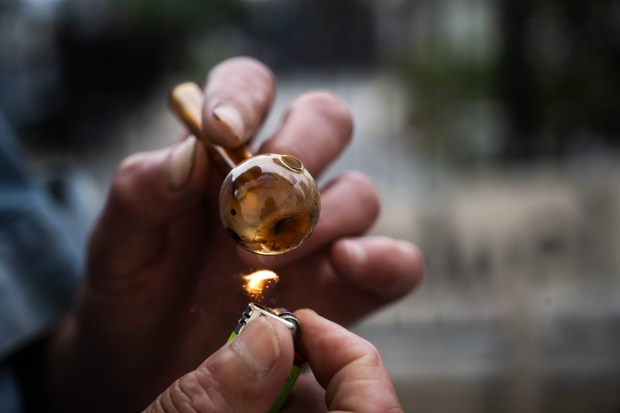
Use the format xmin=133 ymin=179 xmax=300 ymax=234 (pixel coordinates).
xmin=219 ymin=154 xmax=321 ymax=255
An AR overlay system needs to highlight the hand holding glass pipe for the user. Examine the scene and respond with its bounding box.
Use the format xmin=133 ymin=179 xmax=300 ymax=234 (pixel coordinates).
xmin=47 ymin=57 xmax=424 ymax=412
xmin=169 ymin=82 xmax=321 ymax=255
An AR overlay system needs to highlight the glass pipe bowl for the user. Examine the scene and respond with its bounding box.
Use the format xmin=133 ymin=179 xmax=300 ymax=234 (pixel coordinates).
xmin=219 ymin=153 xmax=320 ymax=255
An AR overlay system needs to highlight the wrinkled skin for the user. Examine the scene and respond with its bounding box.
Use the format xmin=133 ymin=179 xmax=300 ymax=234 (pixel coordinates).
xmin=48 ymin=57 xmax=424 ymax=412
xmin=145 ymin=310 xmax=406 ymax=413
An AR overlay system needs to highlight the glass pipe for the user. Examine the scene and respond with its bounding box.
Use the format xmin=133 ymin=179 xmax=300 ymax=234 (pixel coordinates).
xmin=169 ymin=83 xmax=320 ymax=254
xmin=219 ymin=153 xmax=319 ymax=254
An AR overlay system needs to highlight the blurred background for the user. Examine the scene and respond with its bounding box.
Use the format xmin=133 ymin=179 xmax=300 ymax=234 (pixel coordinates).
xmin=1 ymin=0 xmax=620 ymax=411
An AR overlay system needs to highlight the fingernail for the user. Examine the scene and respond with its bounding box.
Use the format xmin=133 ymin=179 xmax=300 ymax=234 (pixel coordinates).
xmin=231 ymin=317 xmax=280 ymax=376
xmin=341 ymin=239 xmax=368 ymax=276
xmin=213 ymin=103 xmax=245 ymax=143
xmin=167 ymin=136 xmax=197 ymax=190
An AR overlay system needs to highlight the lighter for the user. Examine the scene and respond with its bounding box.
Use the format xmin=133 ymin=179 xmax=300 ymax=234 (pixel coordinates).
xmin=228 ymin=303 xmax=304 ymax=413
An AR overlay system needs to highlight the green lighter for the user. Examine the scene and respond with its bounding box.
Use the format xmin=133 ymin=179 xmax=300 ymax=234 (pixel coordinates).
xmin=227 ymin=303 xmax=304 ymax=413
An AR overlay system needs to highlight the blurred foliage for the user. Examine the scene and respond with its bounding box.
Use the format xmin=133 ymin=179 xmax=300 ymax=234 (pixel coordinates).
xmin=402 ymin=50 xmax=499 ymax=162
xmin=532 ymin=0 xmax=620 ymax=143
xmin=406 ymin=54 xmax=496 ymax=102
xmin=400 ymin=0 xmax=620 ymax=162
xmin=110 ymin=0 xmax=245 ymax=25
xmin=5 ymin=0 xmax=618 ymax=159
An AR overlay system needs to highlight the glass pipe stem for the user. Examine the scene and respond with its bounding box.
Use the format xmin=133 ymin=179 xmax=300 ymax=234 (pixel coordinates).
xmin=169 ymin=82 xmax=252 ymax=176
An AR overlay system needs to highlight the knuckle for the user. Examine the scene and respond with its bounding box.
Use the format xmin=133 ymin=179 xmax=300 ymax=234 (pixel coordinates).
xmin=344 ymin=171 xmax=381 ymax=220
xmin=116 ymin=151 xmax=150 ymax=179
xmin=208 ymin=57 xmax=275 ymax=101
xmin=112 ymin=153 xmax=148 ymax=206
xmin=111 ymin=150 xmax=162 ymax=214
xmin=213 ymin=56 xmax=274 ymax=83
xmin=163 ymin=368 xmax=234 ymax=413
xmin=295 ymin=90 xmax=354 ymax=134
xmin=352 ymin=338 xmax=383 ymax=368
xmin=168 ymin=375 xmax=205 ymax=413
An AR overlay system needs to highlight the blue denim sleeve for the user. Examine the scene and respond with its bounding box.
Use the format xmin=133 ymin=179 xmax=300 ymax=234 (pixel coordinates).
xmin=0 ymin=365 xmax=21 ymax=413
xmin=0 ymin=113 xmax=82 ymax=411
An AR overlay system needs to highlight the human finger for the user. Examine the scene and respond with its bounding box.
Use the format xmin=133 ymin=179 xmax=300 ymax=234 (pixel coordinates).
xmin=281 ymin=374 xmax=327 ymax=413
xmin=87 ymin=136 xmax=210 ymax=288
xmin=143 ymin=316 xmax=294 ymax=413
xmin=294 ymin=309 xmax=404 ymax=413
xmin=330 ymin=236 xmax=424 ymax=299
xmin=259 ymin=90 xmax=353 ymax=177
xmin=274 ymin=236 xmax=423 ymax=326
xmin=241 ymin=171 xmax=379 ymax=269
xmin=202 ymin=57 xmax=275 ymax=148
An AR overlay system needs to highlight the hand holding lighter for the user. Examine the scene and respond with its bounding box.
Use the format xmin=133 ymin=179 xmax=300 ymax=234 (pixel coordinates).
xmin=228 ymin=303 xmax=304 ymax=413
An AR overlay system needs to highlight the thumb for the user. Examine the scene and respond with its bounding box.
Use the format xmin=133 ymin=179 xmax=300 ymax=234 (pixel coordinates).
xmin=87 ymin=136 xmax=210 ymax=283
xmin=143 ymin=316 xmax=294 ymax=413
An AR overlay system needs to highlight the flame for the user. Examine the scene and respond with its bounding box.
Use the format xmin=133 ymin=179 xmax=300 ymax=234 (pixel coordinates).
xmin=242 ymin=270 xmax=279 ymax=302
